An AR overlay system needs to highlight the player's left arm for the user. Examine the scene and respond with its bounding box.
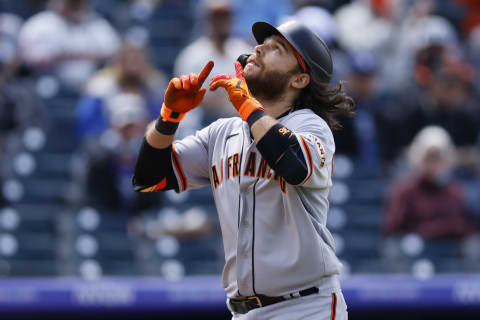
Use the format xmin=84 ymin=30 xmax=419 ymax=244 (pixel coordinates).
xmin=248 ymin=113 xmax=334 ymax=189
xmin=249 ymin=114 xmax=311 ymax=185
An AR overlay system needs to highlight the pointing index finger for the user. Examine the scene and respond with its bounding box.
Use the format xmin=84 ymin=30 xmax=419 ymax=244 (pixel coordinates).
xmin=197 ymin=60 xmax=214 ymax=87
xmin=235 ymin=61 xmax=244 ymax=79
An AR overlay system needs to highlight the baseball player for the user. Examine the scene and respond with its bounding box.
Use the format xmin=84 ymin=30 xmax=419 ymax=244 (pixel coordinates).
xmin=133 ymin=20 xmax=354 ymax=319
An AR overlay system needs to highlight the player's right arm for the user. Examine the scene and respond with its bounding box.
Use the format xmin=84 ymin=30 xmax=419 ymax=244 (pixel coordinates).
xmin=132 ymin=61 xmax=214 ymax=193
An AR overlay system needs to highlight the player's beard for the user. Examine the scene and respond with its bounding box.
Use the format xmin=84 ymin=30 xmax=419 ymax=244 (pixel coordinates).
xmin=245 ymin=67 xmax=296 ymax=101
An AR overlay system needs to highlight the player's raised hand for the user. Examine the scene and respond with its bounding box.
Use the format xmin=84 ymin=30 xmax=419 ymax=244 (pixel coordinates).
xmin=234 ymin=60 xmax=245 ymax=80
xmin=161 ymin=60 xmax=214 ymax=122
xmin=209 ymin=61 xmax=264 ymax=121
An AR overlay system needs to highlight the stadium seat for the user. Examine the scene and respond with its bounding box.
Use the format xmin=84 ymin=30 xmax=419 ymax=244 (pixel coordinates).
xmin=342 ymin=204 xmax=383 ymax=233
xmin=6 ymin=259 xmax=57 ymax=276
xmin=342 ymin=178 xmax=389 ymax=205
xmin=14 ymin=233 xmax=56 ymax=260
xmin=12 ymin=203 xmax=60 ymax=233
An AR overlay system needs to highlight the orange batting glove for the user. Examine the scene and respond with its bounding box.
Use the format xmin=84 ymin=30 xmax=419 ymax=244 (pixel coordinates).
xmin=161 ymin=60 xmax=214 ymax=123
xmin=209 ymin=61 xmax=265 ymax=121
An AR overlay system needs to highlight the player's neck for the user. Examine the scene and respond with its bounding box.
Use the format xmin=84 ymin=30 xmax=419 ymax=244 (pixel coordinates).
xmin=258 ymin=94 xmax=295 ymax=118
xmin=261 ymin=102 xmax=291 ymax=118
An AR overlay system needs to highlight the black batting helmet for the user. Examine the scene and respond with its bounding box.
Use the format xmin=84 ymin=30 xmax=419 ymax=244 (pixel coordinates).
xmin=252 ymin=20 xmax=333 ymax=83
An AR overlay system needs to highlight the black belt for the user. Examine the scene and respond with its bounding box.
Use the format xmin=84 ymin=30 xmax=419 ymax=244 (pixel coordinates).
xmin=229 ymin=287 xmax=319 ymax=314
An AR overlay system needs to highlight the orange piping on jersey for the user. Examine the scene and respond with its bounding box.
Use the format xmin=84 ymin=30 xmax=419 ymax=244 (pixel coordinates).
xmin=172 ymin=144 xmax=187 ymax=191
xmin=300 ymin=136 xmax=313 ymax=183
xmin=331 ymin=292 xmax=337 ymax=320
xmin=280 ymin=177 xmax=286 ymax=193
xmin=140 ymin=177 xmax=167 ymax=192
xmin=331 ymin=153 xmax=335 ymax=176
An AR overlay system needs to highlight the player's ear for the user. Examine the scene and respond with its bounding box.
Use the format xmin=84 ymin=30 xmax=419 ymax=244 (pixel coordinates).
xmin=291 ymin=73 xmax=310 ymax=89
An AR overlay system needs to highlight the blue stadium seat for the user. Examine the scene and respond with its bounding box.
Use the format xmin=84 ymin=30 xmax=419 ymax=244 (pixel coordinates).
xmin=178 ymin=236 xmax=223 ymax=275
xmin=31 ymin=152 xmax=72 ymax=179
xmin=95 ymin=232 xmax=135 ymax=261
xmin=342 ymin=204 xmax=383 ymax=233
xmin=13 ymin=203 xmax=60 ymax=233
xmin=7 ymin=259 xmax=57 ymax=276
xmin=14 ymin=233 xmax=56 ymax=260
xmin=342 ymin=178 xmax=389 ymax=205
xmin=339 ymin=231 xmax=381 ymax=260
xmin=17 ymin=177 xmax=69 ymax=204
xmin=421 ymin=240 xmax=461 ymax=260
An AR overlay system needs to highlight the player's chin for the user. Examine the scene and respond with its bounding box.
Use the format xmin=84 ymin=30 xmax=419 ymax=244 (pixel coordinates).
xmin=243 ymin=64 xmax=261 ymax=79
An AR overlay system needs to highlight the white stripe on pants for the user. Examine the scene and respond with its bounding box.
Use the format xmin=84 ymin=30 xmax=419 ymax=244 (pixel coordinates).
xmin=229 ymin=289 xmax=348 ymax=320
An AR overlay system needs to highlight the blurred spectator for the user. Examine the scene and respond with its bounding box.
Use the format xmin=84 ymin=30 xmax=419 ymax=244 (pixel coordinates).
xmin=0 ymin=13 xmax=25 ymax=149
xmin=174 ymin=0 xmax=252 ymax=127
xmin=383 ymin=126 xmax=477 ymax=240
xmin=402 ymin=58 xmax=479 ymax=175
xmin=0 ymin=13 xmax=48 ymax=147
xmin=80 ymin=96 xmax=161 ymax=213
xmin=18 ymin=0 xmax=120 ymax=90
xmin=0 ymin=13 xmax=24 ymax=75
xmin=459 ymin=0 xmax=480 ymax=74
xmin=334 ymin=0 xmax=412 ymax=94
xmin=75 ymin=41 xmax=166 ymax=142
xmin=333 ymin=52 xmax=400 ymax=172
xmin=391 ymin=1 xmax=460 ymax=90
xmin=456 ymin=0 xmax=480 ymax=37
xmin=467 ymin=23 xmax=480 ymax=93
xmin=334 ymin=0 xmax=402 ymax=55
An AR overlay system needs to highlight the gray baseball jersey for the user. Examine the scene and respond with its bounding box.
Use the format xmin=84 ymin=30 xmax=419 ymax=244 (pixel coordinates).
xmin=171 ymin=108 xmax=342 ymax=298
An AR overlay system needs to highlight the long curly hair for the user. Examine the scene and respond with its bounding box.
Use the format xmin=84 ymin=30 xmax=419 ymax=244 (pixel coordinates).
xmin=293 ymin=76 xmax=355 ymax=131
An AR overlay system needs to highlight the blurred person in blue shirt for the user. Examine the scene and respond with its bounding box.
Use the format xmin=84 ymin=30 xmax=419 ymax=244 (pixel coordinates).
xmin=75 ymin=41 xmax=166 ymax=143
xmin=80 ymin=95 xmax=162 ymax=213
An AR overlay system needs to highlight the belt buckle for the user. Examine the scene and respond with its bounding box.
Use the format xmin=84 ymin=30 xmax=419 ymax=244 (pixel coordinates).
xmin=247 ymin=295 xmax=263 ymax=308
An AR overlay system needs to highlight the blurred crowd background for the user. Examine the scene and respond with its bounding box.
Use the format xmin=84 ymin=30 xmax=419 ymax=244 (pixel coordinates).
xmin=0 ymin=0 xmax=479 ymax=281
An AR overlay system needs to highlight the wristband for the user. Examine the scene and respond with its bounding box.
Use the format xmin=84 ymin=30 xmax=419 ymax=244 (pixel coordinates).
xmin=155 ymin=118 xmax=179 ymax=135
xmin=238 ymin=99 xmax=265 ymax=122
xmin=246 ymin=109 xmax=266 ymax=127
xmin=161 ymin=103 xmax=186 ymax=123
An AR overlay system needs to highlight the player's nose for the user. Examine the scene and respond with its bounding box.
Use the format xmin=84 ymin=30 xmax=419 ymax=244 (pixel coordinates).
xmin=254 ymin=44 xmax=264 ymax=57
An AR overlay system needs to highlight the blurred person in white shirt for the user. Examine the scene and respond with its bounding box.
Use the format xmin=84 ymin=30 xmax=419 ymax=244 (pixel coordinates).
xmin=174 ymin=0 xmax=252 ymax=127
xmin=18 ymin=0 xmax=120 ymax=90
